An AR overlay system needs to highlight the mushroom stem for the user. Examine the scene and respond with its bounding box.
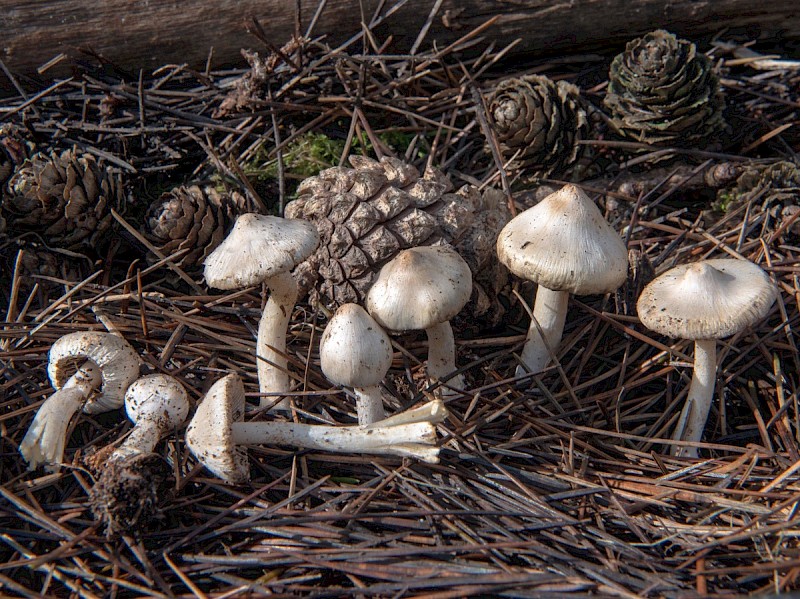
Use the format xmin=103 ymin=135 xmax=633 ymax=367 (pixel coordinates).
xmin=425 ymin=321 xmax=465 ymax=393
xmin=353 ymin=387 xmax=386 ymax=425
xmin=19 ymin=363 xmax=102 ymax=471
xmin=517 ymin=287 xmax=569 ymax=377
xmin=673 ymin=339 xmax=717 ymax=458
xmin=231 ymin=420 xmax=442 ymax=463
xmin=111 ymin=419 xmax=162 ymax=462
xmin=257 ymin=270 xmax=299 ymax=410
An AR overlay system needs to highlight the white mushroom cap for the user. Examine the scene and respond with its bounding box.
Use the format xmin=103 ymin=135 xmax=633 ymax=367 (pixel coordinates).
xmin=203 ymin=213 xmax=320 ymax=290
xmin=496 ymin=184 xmax=628 ymax=295
xmin=637 ymin=259 xmax=776 ymax=340
xmin=366 ymin=245 xmax=472 ymax=331
xmin=125 ymin=374 xmax=190 ymax=431
xmin=320 ymin=304 xmax=393 ymax=388
xmin=48 ymin=332 xmax=141 ymax=413
xmin=185 ymin=373 xmax=249 ymax=484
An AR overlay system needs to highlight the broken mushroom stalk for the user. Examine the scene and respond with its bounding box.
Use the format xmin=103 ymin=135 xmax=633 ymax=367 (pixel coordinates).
xmin=88 ymin=373 xmax=190 ymax=536
xmin=19 ymin=331 xmax=140 ymax=471
xmin=637 ymin=259 xmax=776 ymax=458
xmin=496 ymin=184 xmax=628 ymax=377
xmin=203 ymin=213 xmax=320 ymax=411
xmin=185 ymin=373 xmax=448 ymax=484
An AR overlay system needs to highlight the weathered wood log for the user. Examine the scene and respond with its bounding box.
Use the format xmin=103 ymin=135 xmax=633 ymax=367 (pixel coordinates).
xmin=2 ymin=0 xmax=799 ymax=80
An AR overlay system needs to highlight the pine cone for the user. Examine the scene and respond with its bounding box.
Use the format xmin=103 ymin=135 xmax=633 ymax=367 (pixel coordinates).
xmin=604 ymin=30 xmax=725 ymax=146
xmin=0 ymin=125 xmax=33 ymax=189
xmin=719 ymin=161 xmax=800 ymax=215
xmin=143 ymin=185 xmax=247 ymax=269
xmin=487 ymin=75 xmax=588 ymax=178
xmin=3 ymin=149 xmax=124 ymax=251
xmin=0 ymin=244 xmax=83 ymax=303
xmin=285 ymin=156 xmax=511 ymax=326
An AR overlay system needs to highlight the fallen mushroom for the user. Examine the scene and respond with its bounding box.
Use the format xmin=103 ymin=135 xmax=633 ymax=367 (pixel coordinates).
xmin=203 ymin=213 xmax=320 ymax=410
xmin=88 ymin=373 xmax=190 ymax=536
xmin=320 ymin=303 xmax=393 ymax=425
xmin=637 ymin=259 xmax=776 ymax=457
xmin=366 ymin=245 xmax=472 ymax=394
xmin=496 ymin=184 xmax=628 ymax=376
xmin=19 ymin=331 xmax=140 ymax=471
xmin=185 ymin=373 xmax=447 ymax=484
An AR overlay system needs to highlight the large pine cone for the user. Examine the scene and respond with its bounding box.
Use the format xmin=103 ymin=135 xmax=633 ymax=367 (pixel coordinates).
xmin=604 ymin=30 xmax=725 ymax=146
xmin=3 ymin=149 xmax=124 ymax=251
xmin=487 ymin=75 xmax=588 ymax=178
xmin=285 ymin=156 xmax=511 ymax=326
xmin=143 ymin=185 xmax=247 ymax=269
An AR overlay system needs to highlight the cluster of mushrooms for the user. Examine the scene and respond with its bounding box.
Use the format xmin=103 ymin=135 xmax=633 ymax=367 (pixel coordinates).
xmin=19 ymin=182 xmax=777 ymax=494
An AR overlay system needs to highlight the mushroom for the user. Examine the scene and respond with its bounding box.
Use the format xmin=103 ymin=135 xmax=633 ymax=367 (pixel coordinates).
xmin=366 ymin=245 xmax=472 ymax=394
xmin=203 ymin=213 xmax=320 ymax=410
xmin=185 ymin=373 xmax=447 ymax=484
xmin=109 ymin=374 xmax=190 ymax=461
xmin=637 ymin=259 xmax=776 ymax=457
xmin=88 ymin=374 xmax=190 ymax=536
xmin=496 ymin=184 xmax=628 ymax=376
xmin=320 ymin=303 xmax=392 ymax=425
xmin=19 ymin=331 xmax=140 ymax=471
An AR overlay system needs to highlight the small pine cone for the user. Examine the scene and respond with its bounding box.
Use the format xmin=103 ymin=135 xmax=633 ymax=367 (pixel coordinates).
xmin=720 ymin=161 xmax=800 ymax=215
xmin=285 ymin=156 xmax=511 ymax=326
xmin=143 ymin=185 xmax=247 ymax=269
xmin=3 ymin=149 xmax=124 ymax=251
xmin=487 ymin=74 xmax=588 ymax=178
xmin=0 ymin=125 xmax=33 ymax=189
xmin=604 ymin=30 xmax=725 ymax=147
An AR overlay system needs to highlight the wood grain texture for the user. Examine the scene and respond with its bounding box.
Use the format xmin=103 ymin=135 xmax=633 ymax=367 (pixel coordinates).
xmin=2 ymin=0 xmax=798 ymax=80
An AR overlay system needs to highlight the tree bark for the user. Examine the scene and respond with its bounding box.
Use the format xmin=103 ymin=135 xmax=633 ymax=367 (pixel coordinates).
xmin=1 ymin=0 xmax=798 ymax=80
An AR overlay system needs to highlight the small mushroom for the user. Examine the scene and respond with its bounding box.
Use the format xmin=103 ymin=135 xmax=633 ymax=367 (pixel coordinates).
xmin=88 ymin=374 xmax=190 ymax=536
xmin=19 ymin=332 xmax=140 ymax=471
xmin=203 ymin=213 xmax=320 ymax=410
xmin=109 ymin=374 xmax=190 ymax=461
xmin=637 ymin=259 xmax=776 ymax=457
xmin=366 ymin=245 xmax=472 ymax=394
xmin=320 ymin=303 xmax=393 ymax=425
xmin=185 ymin=373 xmax=447 ymax=484
xmin=496 ymin=184 xmax=628 ymax=376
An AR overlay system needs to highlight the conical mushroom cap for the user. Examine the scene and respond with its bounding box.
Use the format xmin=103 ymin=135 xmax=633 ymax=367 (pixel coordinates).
xmin=48 ymin=331 xmax=141 ymax=414
xmin=366 ymin=245 xmax=472 ymax=331
xmin=320 ymin=304 xmax=393 ymax=388
xmin=203 ymin=213 xmax=320 ymax=289
xmin=496 ymin=184 xmax=628 ymax=295
xmin=637 ymin=259 xmax=776 ymax=340
xmin=185 ymin=373 xmax=249 ymax=484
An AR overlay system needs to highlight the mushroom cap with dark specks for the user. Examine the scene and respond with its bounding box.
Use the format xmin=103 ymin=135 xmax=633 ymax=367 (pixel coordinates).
xmin=48 ymin=331 xmax=141 ymax=414
xmin=125 ymin=374 xmax=190 ymax=431
xmin=366 ymin=244 xmax=472 ymax=331
xmin=320 ymin=303 xmax=393 ymax=388
xmin=203 ymin=213 xmax=320 ymax=290
xmin=496 ymin=184 xmax=628 ymax=295
xmin=185 ymin=373 xmax=249 ymax=484
xmin=637 ymin=259 xmax=776 ymax=340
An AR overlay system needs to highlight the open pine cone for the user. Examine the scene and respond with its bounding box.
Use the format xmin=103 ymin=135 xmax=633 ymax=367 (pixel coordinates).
xmin=285 ymin=156 xmax=511 ymax=327
xmin=487 ymin=74 xmax=587 ymax=178
xmin=143 ymin=185 xmax=247 ymax=269
xmin=3 ymin=149 xmax=124 ymax=251
xmin=604 ymin=30 xmax=725 ymax=146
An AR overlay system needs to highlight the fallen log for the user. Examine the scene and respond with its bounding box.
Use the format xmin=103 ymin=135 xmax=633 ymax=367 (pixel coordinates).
xmin=1 ymin=0 xmax=799 ymax=80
